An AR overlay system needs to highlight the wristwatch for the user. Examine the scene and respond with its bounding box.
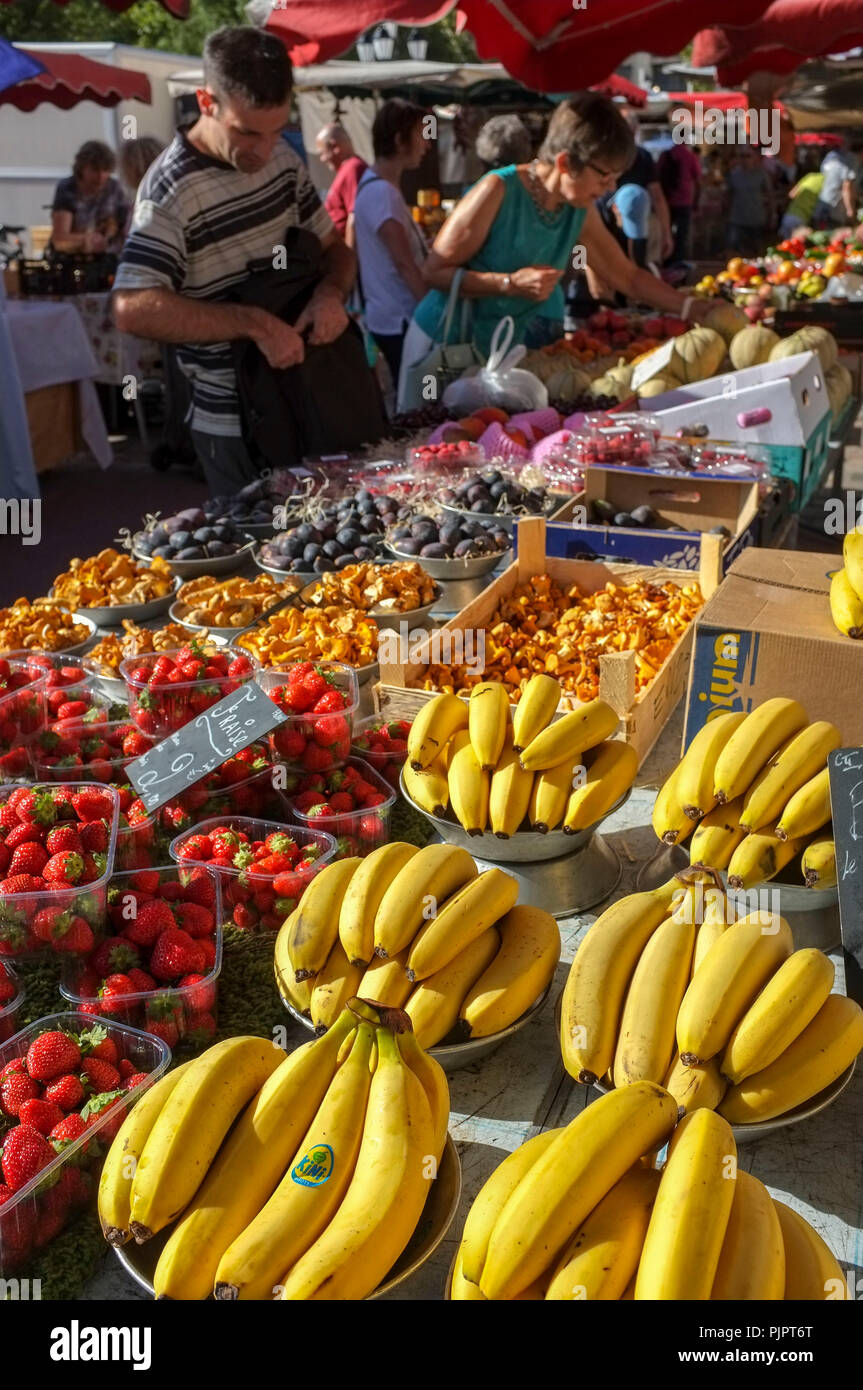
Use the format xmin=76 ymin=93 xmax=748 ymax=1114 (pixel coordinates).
xmin=501 ymin=274 xmax=512 ymax=296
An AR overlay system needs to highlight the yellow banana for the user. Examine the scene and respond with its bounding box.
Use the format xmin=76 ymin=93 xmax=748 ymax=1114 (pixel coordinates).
xmin=545 ymin=1166 xmax=660 ymax=1301
xmin=458 ymin=1129 xmax=562 ymax=1287
xmin=275 ymin=908 xmax=313 ymax=1014
xmin=451 ymin=1250 xmax=487 ymax=1300
xmin=711 ymin=1168 xmax=785 ymax=1300
xmin=214 ymin=1021 xmax=375 ymax=1302
xmin=726 ymin=827 xmax=806 ymax=889
xmin=529 ymin=754 xmax=581 ymax=833
xmin=406 ymin=867 xmax=518 ymax=982
xmin=395 ymin=1026 xmax=449 ymax=1163
xmin=129 ymin=1037 xmax=283 ymax=1242
xmin=689 ymin=885 xmax=731 ymax=976
xmin=829 ymin=565 xmax=863 ymax=638
xmin=843 ymin=527 xmax=863 ymax=600
xmin=404 ymin=927 xmax=500 ymax=1048
xmin=98 ymin=1062 xmax=193 ymax=1246
xmin=407 ymin=691 xmax=468 ymax=769
xmin=720 ymin=948 xmax=835 ymax=1083
xmin=560 ymin=881 xmax=679 ymax=1084
xmin=155 ymin=1013 xmax=357 ymax=1300
xmin=712 ymin=697 xmax=808 ymax=803
xmin=719 ymin=993 xmax=863 ymax=1124
xmin=663 ymin=1052 xmax=727 ymax=1115
xmin=278 ymin=1027 xmax=434 ymax=1300
xmin=373 ymin=842 xmax=478 ymax=959
xmin=357 ymin=949 xmax=413 ymax=1008
xmin=402 ymin=750 xmax=449 ymax=818
xmin=652 ymin=763 xmax=694 ymax=847
xmin=562 ymin=739 xmax=638 ymax=833
xmin=688 ymin=796 xmax=747 ymax=870
xmin=338 ymin=841 xmax=419 ymax=966
xmin=447 ymin=728 xmax=490 ymax=835
xmin=612 ymin=913 xmax=695 ymax=1088
xmin=620 ymin=1275 xmax=636 ymax=1299
xmin=512 ymin=673 xmax=561 ymax=752
xmin=468 ymin=680 xmax=510 ymax=770
xmin=635 ymin=1109 xmax=737 ymax=1300
xmin=775 ymin=766 xmax=832 ymax=841
xmin=774 ymin=1200 xmax=849 ymax=1300
xmin=310 ymin=938 xmax=365 ymax=1033
xmin=740 ymin=721 xmax=842 ymax=833
xmin=518 ymin=697 xmax=619 ymax=773
xmin=802 ymin=834 xmax=837 ymax=889
xmin=677 ymin=711 xmax=747 ymax=820
xmin=488 ymin=729 xmax=534 ymax=837
xmin=480 ymin=1082 xmax=679 ymax=1301
xmin=676 ymin=910 xmax=793 ymax=1064
xmin=459 ymin=904 xmax=560 ymax=1038
xmin=286 ymin=857 xmax=362 ymax=981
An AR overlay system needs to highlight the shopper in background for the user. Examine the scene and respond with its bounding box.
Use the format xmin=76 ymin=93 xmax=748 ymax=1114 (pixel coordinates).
xmin=353 ymin=98 xmax=429 ymax=390
xmin=780 ymin=170 xmax=824 ymax=236
xmin=51 ymin=140 xmax=129 ymax=255
xmin=476 ymin=114 xmax=533 ymax=170
xmin=814 ymin=141 xmax=860 ymax=228
xmin=316 ymin=123 xmax=367 ymax=248
xmin=613 ymin=107 xmax=673 ymax=263
xmin=117 ymin=137 xmax=163 ymax=237
xmin=698 ymin=150 xmax=728 ymax=257
xmin=658 ymin=139 xmax=701 ymax=261
xmin=726 ymin=145 xmax=774 ymax=258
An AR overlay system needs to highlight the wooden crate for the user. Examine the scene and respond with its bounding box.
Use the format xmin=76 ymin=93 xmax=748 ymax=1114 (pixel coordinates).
xmin=375 ymin=517 xmax=723 ymax=767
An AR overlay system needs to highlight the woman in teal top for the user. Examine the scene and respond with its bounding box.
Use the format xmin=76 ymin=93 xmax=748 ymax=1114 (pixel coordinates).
xmin=397 ymin=93 xmax=710 ymax=411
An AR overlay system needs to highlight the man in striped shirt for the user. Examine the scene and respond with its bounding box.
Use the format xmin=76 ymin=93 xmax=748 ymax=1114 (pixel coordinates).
xmin=113 ymin=26 xmax=355 ymax=492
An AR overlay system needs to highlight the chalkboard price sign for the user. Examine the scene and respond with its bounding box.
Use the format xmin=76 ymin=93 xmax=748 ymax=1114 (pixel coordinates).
xmin=127 ymin=679 xmax=288 ymax=813
xmin=827 ymin=748 xmax=863 ymax=1006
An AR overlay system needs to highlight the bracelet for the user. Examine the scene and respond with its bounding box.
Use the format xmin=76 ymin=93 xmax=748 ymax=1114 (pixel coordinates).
xmin=681 ymin=295 xmax=694 ymax=319
xmin=501 ymin=274 xmax=512 ymax=296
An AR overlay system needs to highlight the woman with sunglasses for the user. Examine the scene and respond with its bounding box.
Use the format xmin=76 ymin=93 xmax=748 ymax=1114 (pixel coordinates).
xmin=397 ymin=93 xmax=709 ymax=410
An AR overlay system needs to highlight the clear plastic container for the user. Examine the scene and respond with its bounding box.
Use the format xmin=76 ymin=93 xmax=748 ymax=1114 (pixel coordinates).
xmin=408 ymin=439 xmax=483 ymax=474
xmin=0 ymin=1011 xmax=170 ymax=1274
xmin=59 ymin=866 xmax=223 ymax=1049
xmin=0 ymin=659 xmax=48 ymax=780
xmin=566 ymin=414 xmax=659 ymax=468
xmin=168 ymin=818 xmax=336 ymax=926
xmin=120 ymin=645 xmax=255 ymax=737
xmin=115 ymin=807 xmax=163 ymax=873
xmin=0 ymin=962 xmax=23 ymax=1043
xmin=1 ymin=650 xmax=101 ymax=692
xmin=256 ymin=663 xmax=359 ymax=773
xmin=285 ymin=756 xmax=396 ymax=858
xmin=29 ymin=716 xmax=151 ymax=784
xmin=350 ymin=715 xmax=410 ymax=793
xmin=0 ymin=781 xmax=121 ymax=956
xmin=158 ymin=754 xmax=286 ymax=837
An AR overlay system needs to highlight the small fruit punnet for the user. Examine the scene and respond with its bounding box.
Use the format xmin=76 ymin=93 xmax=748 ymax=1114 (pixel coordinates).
xmin=258 ymin=662 xmax=359 ymax=773
xmin=0 ymin=782 xmax=121 ymax=957
xmin=157 ymin=745 xmax=285 ymax=836
xmin=351 ymin=715 xmax=412 ymax=792
xmin=0 ymin=962 xmax=23 ymax=1043
xmin=120 ymin=643 xmax=256 ymax=737
xmin=168 ymin=818 xmax=336 ymax=930
xmin=59 ymin=866 xmax=224 ymax=1050
xmin=0 ymin=1011 xmax=169 ymax=1275
xmin=29 ymin=715 xmax=153 ymax=784
xmin=0 ymin=658 xmax=49 ymax=780
xmin=284 ymin=756 xmax=396 ymax=858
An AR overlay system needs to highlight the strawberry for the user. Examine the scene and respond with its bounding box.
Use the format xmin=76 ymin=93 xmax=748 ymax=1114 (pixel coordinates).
xmin=81 ymin=1056 xmax=120 ymax=1092
xmin=176 ymin=833 xmax=213 ymax=862
xmin=0 ymin=1184 xmax=35 ymax=1264
xmin=79 ymin=820 xmax=109 ymax=854
xmin=185 ymin=1011 xmax=217 ymax=1043
xmin=197 ymin=938 xmax=217 ymax=971
xmin=1 ymin=1124 xmax=55 ymax=1191
xmin=313 ymin=687 xmax=348 ymax=713
xmin=56 ymin=700 xmax=88 ymax=721
xmin=43 ymin=850 xmax=84 ymax=885
xmin=71 ymin=788 xmax=114 ymax=823
xmin=57 ymin=1166 xmax=91 ymax=1208
xmin=33 ymin=1185 xmax=70 ymax=1247
xmin=26 ymin=1030 xmax=81 ymax=1081
xmin=45 ymin=823 xmax=82 ymax=856
xmin=81 ymin=1091 xmax=126 ymax=1140
xmin=123 ymin=898 xmax=174 ymax=948
xmin=31 ymin=906 xmax=73 ymax=944
xmin=122 ymin=1072 xmax=150 ymax=1092
xmin=302 ymin=743 xmax=336 ymax=773
xmin=305 ymin=802 xmax=333 ymax=819
xmin=4 ymin=822 xmax=45 ymax=849
xmin=172 ymin=901 xmax=214 ymax=938
xmin=7 ymin=839 xmax=48 ymax=877
xmin=180 ymin=869 xmax=216 ymax=909
xmin=127 ymin=967 xmax=156 ymax=993
xmin=328 ymin=791 xmax=355 ymax=813
xmin=99 ymin=975 xmax=136 ymax=1014
xmin=117 ymin=1058 xmax=136 ymax=1079
xmin=43 ymin=1074 xmax=84 ymax=1111
xmin=272 ymin=726 xmax=306 ymax=759
xmin=122 ymin=729 xmax=150 ymax=757
xmin=55 ymin=917 xmax=95 ymax=953
xmin=1 ymin=1071 xmax=40 ymax=1117
xmin=178 ymin=972 xmax=216 ymax=1012
xmin=149 ymin=928 xmax=204 ymax=981
xmin=18 ymin=1098 xmax=64 ymax=1135
xmin=232 ymin=902 xmax=258 ymax=931
xmin=92 ymin=935 xmax=140 ymax=976
xmin=129 ymin=869 xmax=160 ymax=894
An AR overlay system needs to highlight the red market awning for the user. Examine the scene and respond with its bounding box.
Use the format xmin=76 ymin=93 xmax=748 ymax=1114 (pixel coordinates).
xmin=0 ymin=0 xmax=188 ymax=11
xmin=268 ymin=0 xmax=779 ymax=94
xmin=591 ymin=72 xmax=648 ymax=107
xmin=693 ymin=0 xmax=863 ymax=84
xmin=0 ymin=48 xmax=152 ymax=111
xmin=665 ymin=90 xmax=786 ymax=111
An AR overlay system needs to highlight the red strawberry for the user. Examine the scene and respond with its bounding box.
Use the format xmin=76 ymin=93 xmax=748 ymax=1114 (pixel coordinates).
xmin=56 ymin=700 xmax=88 ymax=721
xmin=1 ymin=1071 xmax=40 ymax=1117
xmin=48 ymin=1112 xmax=88 ymax=1148
xmin=4 ymin=822 xmax=45 ymax=849
xmin=81 ymin=1056 xmax=120 ymax=1092
xmin=1 ymin=1124 xmax=55 ymax=1191
xmin=172 ymin=901 xmax=214 ymax=938
xmin=43 ymin=1073 xmax=85 ymax=1111
xmin=99 ymin=975 xmax=136 ymax=1014
xmin=272 ymin=725 xmax=307 ymax=759
xmin=25 ymin=1030 xmax=81 ymax=1081
xmin=197 ymin=938 xmax=217 ymax=971
xmin=0 ymin=1183 xmax=36 ymax=1263
xmin=127 ymin=967 xmax=156 ymax=993
xmin=180 ymin=869 xmax=216 ymax=909
xmin=92 ymin=935 xmax=140 ymax=977
xmin=71 ymin=788 xmax=114 ymax=823
xmin=45 ymin=824 xmax=82 ymax=856
xmin=313 ymin=688 xmax=347 ymax=713
xmin=328 ymin=791 xmax=355 ymax=813
xmin=18 ymin=1098 xmax=64 ymax=1135
xmin=129 ymin=869 xmax=160 ymax=894
xmin=55 ymin=916 xmax=95 ymax=954
xmin=305 ymin=802 xmax=334 ymax=819
xmin=157 ymin=881 xmax=186 ymax=903
xmin=33 ymin=1184 xmax=71 ymax=1247
xmin=117 ymin=1058 xmax=136 ymax=1079
xmin=176 ymin=833 xmax=213 ymax=862
xmin=149 ymin=928 xmax=204 ymax=981
xmin=123 ymin=899 xmax=174 ymax=948
xmin=43 ymin=850 xmax=84 ymax=885
xmin=122 ymin=1072 xmax=150 ymax=1092
xmin=122 ymin=729 xmax=150 ymax=757
xmin=8 ymin=842 xmax=48 ymax=878
xmin=178 ymin=972 xmax=216 ymax=1012
xmin=302 ymin=744 xmax=336 ymax=773
xmin=57 ymin=1165 xmax=91 ymax=1209
xmin=79 ymin=820 xmax=109 ymax=854
xmin=31 ymin=905 xmax=73 ymax=944
xmin=82 ymin=1091 xmax=126 ymax=1140
xmin=232 ymin=902 xmax=259 ymax=931
xmin=185 ymin=1011 xmax=217 ymax=1042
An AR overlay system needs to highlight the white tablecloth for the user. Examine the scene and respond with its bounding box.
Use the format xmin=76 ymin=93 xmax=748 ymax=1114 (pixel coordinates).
xmin=5 ymin=299 xmax=112 ymax=468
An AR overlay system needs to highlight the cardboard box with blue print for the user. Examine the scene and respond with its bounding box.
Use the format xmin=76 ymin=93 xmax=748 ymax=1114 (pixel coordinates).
xmin=635 ymin=352 xmax=831 ymax=511
xmin=683 ymin=547 xmax=863 ymax=754
xmin=545 ymin=466 xmax=760 ymax=574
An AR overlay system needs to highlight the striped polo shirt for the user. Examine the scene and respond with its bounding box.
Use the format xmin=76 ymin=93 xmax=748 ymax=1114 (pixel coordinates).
xmin=114 ymin=130 xmax=333 ymax=436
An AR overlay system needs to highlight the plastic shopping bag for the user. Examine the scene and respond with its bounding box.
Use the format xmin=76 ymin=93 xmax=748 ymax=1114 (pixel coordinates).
xmin=442 ymin=316 xmax=549 ymax=414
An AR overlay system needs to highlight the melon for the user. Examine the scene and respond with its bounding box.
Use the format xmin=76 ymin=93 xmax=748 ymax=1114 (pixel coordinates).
xmin=704 ymin=301 xmax=749 ymax=345
xmin=825 ymin=362 xmax=853 ymax=422
xmin=728 ymin=324 xmax=780 ymax=371
xmin=637 ymin=373 xmax=681 ymax=399
xmin=670 ymin=326 xmax=727 ymax=384
xmin=769 ymin=326 xmax=838 ymax=374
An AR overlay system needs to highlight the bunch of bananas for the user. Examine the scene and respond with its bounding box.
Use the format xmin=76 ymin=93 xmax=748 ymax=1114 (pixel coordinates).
xmin=98 ymin=1002 xmax=449 ymax=1300
xmin=273 ymin=841 xmax=560 ymax=1047
xmin=451 ymin=1096 xmax=848 ymax=1300
xmin=403 ymin=677 xmax=636 ymax=838
xmin=829 ymin=531 xmax=863 ymax=640
xmin=559 ymin=875 xmax=863 ymax=1123
xmin=653 ymin=697 xmax=841 ymax=890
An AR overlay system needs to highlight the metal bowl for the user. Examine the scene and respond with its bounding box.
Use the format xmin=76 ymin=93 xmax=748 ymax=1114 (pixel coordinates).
xmin=383 ymin=542 xmax=511 ymax=582
xmin=112 ymin=1134 xmax=461 ymax=1300
xmin=56 ymin=613 xmax=98 ymax=655
xmin=168 ymin=587 xmax=303 ymax=639
xmin=52 ymin=579 xmax=180 ymax=629
xmin=132 ymin=535 xmax=257 ymax=580
xmin=299 ymin=580 xmax=442 ymax=633
xmin=281 ymin=981 xmax=552 ymax=1074
xmin=441 ymin=495 xmax=565 ymax=536
xmin=399 ymin=768 xmax=631 ymax=863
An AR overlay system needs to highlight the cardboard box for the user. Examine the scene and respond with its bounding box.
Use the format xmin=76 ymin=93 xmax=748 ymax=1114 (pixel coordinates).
xmin=544 ymin=466 xmax=760 ymax=574
xmin=635 ymin=352 xmax=832 ymax=510
xmin=683 ymin=547 xmax=863 ymax=752
xmin=377 ymin=517 xmax=721 ymax=767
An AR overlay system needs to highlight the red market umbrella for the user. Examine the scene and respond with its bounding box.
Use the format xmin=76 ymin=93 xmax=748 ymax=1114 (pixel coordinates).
xmin=0 ymin=0 xmax=188 ymax=11
xmin=591 ymin=72 xmax=647 ymax=106
xmin=268 ymin=0 xmax=778 ymax=93
xmin=0 ymin=48 xmax=151 ymax=110
xmin=693 ymin=0 xmax=863 ymax=84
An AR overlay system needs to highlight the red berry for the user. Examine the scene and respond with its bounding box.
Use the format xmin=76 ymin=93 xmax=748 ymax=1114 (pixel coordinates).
xmin=25 ymin=1030 xmax=81 ymax=1082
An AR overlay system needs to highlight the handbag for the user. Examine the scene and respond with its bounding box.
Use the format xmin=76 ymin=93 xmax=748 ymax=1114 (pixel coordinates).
xmin=400 ymin=267 xmax=483 ymax=411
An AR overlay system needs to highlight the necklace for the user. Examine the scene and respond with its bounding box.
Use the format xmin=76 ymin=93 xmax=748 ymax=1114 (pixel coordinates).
xmin=526 ymin=160 xmax=565 ymax=226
